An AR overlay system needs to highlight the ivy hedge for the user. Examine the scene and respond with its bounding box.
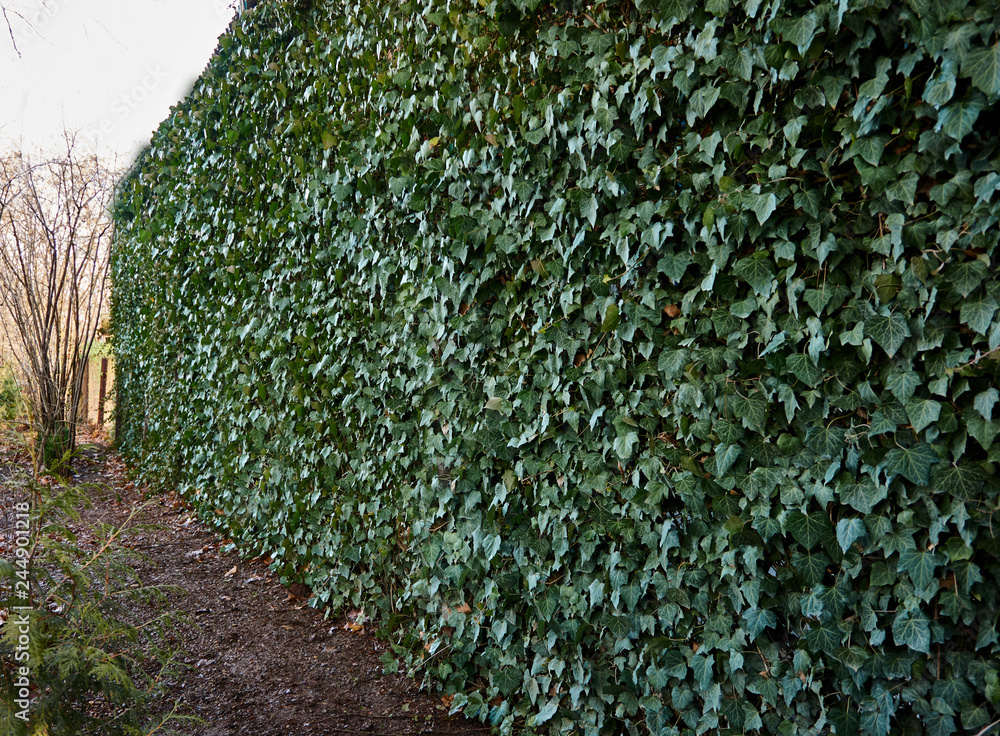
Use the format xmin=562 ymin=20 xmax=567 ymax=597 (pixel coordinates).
xmin=111 ymin=0 xmax=1000 ymax=733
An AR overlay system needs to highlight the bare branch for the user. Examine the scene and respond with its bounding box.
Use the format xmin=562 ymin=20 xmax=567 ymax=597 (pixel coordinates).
xmin=0 ymin=133 xmax=118 ymax=474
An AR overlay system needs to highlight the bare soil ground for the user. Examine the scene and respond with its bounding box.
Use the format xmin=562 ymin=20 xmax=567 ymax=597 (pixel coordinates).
xmin=8 ymin=429 xmax=488 ymax=736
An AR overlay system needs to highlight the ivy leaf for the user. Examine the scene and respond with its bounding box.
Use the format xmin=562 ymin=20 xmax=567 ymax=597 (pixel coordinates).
xmin=899 ymin=549 xmax=941 ymax=590
xmin=775 ymin=13 xmax=818 ymax=49
xmin=869 ymin=411 xmax=897 ymax=437
xmin=580 ymin=195 xmax=598 ymax=228
xmin=494 ymin=667 xmax=522 ymax=695
xmin=892 ymin=609 xmax=931 ymax=654
xmin=786 ymin=353 xmax=823 ymax=386
xmin=836 ymin=517 xmax=866 ymax=552
xmin=787 ymin=510 xmax=832 ymax=550
xmin=923 ymin=71 xmax=957 ymax=107
xmin=614 ymin=430 xmax=639 ymax=460
xmin=947 ymin=260 xmax=987 ymax=298
xmin=959 ymin=293 xmax=998 ymax=335
xmin=792 ymin=550 xmax=830 ymax=585
xmin=535 ymin=698 xmax=559 ymax=724
xmin=733 ymin=253 xmax=776 ymax=297
xmin=964 ymin=42 xmax=1000 ymax=96
xmin=691 ymin=653 xmax=713 ymax=690
xmin=731 ymin=394 xmax=766 ymax=431
xmin=961 ymin=702 xmax=991 ymax=731
xmin=749 ymin=192 xmax=777 ymax=225
xmin=938 ymin=99 xmax=982 ymax=140
xmin=601 ymin=303 xmax=620 ymax=332
xmin=866 ymin=314 xmax=911 ymax=357
xmin=713 ymin=443 xmax=741 ymax=476
xmin=965 ymin=413 xmax=1000 ymax=450
xmin=839 ymin=481 xmax=886 ymax=514
xmin=883 ymin=443 xmax=939 ymax=486
xmin=658 ymin=348 xmax=688 ymax=378
xmin=934 ymin=679 xmax=973 ymax=711
xmin=803 ymin=625 xmax=842 ymax=655
xmin=906 ymin=398 xmax=941 ymax=434
xmin=932 ymin=463 xmax=987 ymax=500
xmin=658 ymin=0 xmax=692 ymax=23
xmin=805 ymin=425 xmax=846 ymax=458
xmin=974 ymin=388 xmax=999 ymax=421
xmin=601 ymin=613 xmax=632 ymax=640
xmin=743 ymin=608 xmax=777 ymax=640
xmin=851 ymin=134 xmax=890 ymax=166
xmin=884 ymin=371 xmax=921 ymax=403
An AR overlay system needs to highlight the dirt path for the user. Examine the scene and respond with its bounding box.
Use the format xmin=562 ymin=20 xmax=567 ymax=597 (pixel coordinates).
xmin=68 ymin=435 xmax=487 ymax=736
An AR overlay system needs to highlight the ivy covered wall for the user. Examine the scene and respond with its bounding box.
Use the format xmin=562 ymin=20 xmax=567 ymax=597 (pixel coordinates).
xmin=112 ymin=0 xmax=1000 ymax=733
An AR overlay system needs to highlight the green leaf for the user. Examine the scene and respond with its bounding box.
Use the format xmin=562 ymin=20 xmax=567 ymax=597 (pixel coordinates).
xmin=851 ymin=134 xmax=890 ymax=166
xmin=960 ymin=293 xmax=998 ymax=335
xmin=885 ymin=371 xmax=921 ymax=403
xmin=658 ymin=348 xmax=689 ymax=378
xmin=947 ymin=260 xmax=987 ymax=298
xmin=775 ymin=13 xmax=818 ymax=49
xmin=965 ymin=412 xmax=1000 ymax=450
xmin=713 ymin=443 xmax=741 ymax=476
xmin=932 ymin=463 xmax=987 ymax=499
xmin=743 ymin=608 xmax=777 ymax=640
xmin=803 ymin=625 xmax=841 ymax=655
xmin=787 ymin=510 xmax=832 ymax=550
xmin=731 ymin=393 xmax=766 ymax=431
xmin=934 ymin=678 xmax=973 ymax=710
xmin=733 ymin=254 xmax=776 ymax=297
xmin=691 ymin=653 xmax=713 ymax=690
xmin=601 ymin=303 xmax=620 ymax=332
xmin=535 ymin=698 xmax=559 ymax=724
xmin=974 ymin=388 xmax=1000 ymax=421
xmin=614 ymin=430 xmax=639 ymax=460
xmin=786 ymin=353 xmax=823 ymax=386
xmin=961 ymin=702 xmax=992 ymax=731
xmin=658 ymin=0 xmax=692 ymax=22
xmin=866 ymin=314 xmax=911 ymax=357
xmin=601 ymin=613 xmax=632 ymax=640
xmin=923 ymin=70 xmax=956 ymax=107
xmin=806 ymin=425 xmax=847 ymax=458
xmin=882 ymin=443 xmax=939 ymax=485
xmin=839 ymin=481 xmax=887 ymax=514
xmin=494 ymin=667 xmax=522 ymax=694
xmin=580 ymin=194 xmax=598 ymax=228
xmin=792 ymin=550 xmax=830 ymax=585
xmin=892 ymin=609 xmax=931 ymax=654
xmin=749 ymin=192 xmax=777 ymax=225
xmin=906 ymin=398 xmax=941 ymax=434
xmin=688 ymin=85 xmax=720 ymax=121
xmin=869 ymin=411 xmax=897 ymax=437
xmin=836 ymin=517 xmax=866 ymax=552
xmin=899 ymin=549 xmax=941 ymax=589
xmin=964 ymin=42 xmax=1000 ymax=96
xmin=938 ymin=99 xmax=982 ymax=140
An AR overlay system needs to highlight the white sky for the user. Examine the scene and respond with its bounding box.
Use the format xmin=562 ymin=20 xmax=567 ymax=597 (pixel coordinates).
xmin=0 ymin=0 xmax=237 ymax=161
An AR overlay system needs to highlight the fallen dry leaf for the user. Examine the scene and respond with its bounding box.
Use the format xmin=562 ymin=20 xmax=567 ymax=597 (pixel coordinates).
xmin=224 ymin=565 xmax=237 ymax=578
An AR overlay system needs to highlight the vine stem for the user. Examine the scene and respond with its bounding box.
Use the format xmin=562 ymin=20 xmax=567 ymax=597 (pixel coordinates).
xmin=973 ymin=718 xmax=1000 ymax=736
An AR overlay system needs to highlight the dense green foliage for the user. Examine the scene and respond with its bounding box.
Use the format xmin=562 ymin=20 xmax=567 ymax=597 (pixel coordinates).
xmin=0 ymin=367 xmax=19 ymax=422
xmin=1 ymin=475 xmax=193 ymax=736
xmin=111 ymin=0 xmax=1000 ymax=732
